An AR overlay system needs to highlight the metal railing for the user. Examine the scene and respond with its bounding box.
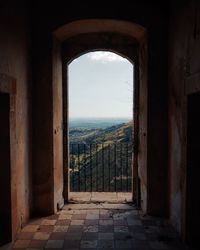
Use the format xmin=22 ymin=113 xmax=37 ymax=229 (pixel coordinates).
xmin=69 ymin=143 xmax=133 ymax=192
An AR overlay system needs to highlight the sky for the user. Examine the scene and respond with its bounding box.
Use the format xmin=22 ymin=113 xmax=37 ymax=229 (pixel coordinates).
xmin=68 ymin=51 xmax=134 ymax=119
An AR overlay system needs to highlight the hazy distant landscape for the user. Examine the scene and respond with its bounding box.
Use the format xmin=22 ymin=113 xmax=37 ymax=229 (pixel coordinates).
xmin=69 ymin=117 xmax=131 ymax=129
xmin=69 ymin=117 xmax=132 ymax=144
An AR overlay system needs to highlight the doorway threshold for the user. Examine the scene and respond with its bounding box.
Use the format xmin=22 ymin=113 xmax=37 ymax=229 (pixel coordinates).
xmin=68 ymin=192 xmax=132 ymax=204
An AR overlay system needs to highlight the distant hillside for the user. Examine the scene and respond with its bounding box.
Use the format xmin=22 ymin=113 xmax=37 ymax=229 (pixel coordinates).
xmin=69 ymin=121 xmax=133 ymax=192
xmin=69 ymin=121 xmax=133 ymax=144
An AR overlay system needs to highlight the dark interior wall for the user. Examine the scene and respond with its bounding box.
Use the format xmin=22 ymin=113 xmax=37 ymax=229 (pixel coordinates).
xmin=0 ymin=93 xmax=11 ymax=246
xmin=146 ymin=10 xmax=168 ymax=216
xmin=31 ymin=0 xmax=169 ymax=216
xmin=168 ymin=0 xmax=200 ymax=235
xmin=31 ymin=29 xmax=54 ymax=214
xmin=0 ymin=0 xmax=31 ymax=237
xmin=186 ymin=93 xmax=200 ymax=247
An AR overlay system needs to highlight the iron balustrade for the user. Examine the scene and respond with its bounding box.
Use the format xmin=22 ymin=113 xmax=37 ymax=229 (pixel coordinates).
xmin=69 ymin=143 xmax=133 ymax=192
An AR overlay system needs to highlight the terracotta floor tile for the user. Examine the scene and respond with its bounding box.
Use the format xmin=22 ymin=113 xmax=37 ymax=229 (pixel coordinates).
xmin=114 ymin=225 xmax=129 ymax=233
xmin=16 ymin=232 xmax=34 ymax=240
xmin=149 ymin=240 xmax=169 ymax=249
xmin=99 ymin=219 xmax=113 ymax=226
xmin=113 ymin=219 xmax=127 ymax=226
xmin=28 ymin=239 xmax=47 ymax=248
xmin=98 ymin=239 xmax=114 ymax=248
xmin=13 ymin=240 xmax=31 ymax=248
xmin=71 ymin=214 xmax=86 ymax=220
xmin=86 ymin=214 xmax=99 ymax=220
xmin=33 ymin=232 xmax=50 ymax=240
xmin=56 ymin=219 xmax=71 ymax=226
xmin=37 ymin=225 xmax=54 ymax=232
xmin=59 ymin=209 xmax=74 ymax=215
xmin=49 ymin=232 xmax=66 ymax=240
xmin=67 ymin=225 xmax=84 ymax=233
xmin=99 ymin=225 xmax=114 ymax=232
xmin=45 ymin=240 xmax=64 ymax=248
xmin=82 ymin=232 xmax=98 ymax=240
xmin=58 ymin=214 xmax=72 ymax=220
xmin=127 ymin=219 xmax=142 ymax=226
xmin=80 ymin=240 xmax=98 ymax=248
xmin=114 ymin=232 xmax=133 ymax=240
xmin=114 ymin=239 xmax=133 ymax=248
xmin=21 ymin=225 xmax=39 ymax=233
xmin=98 ymin=232 xmax=114 ymax=240
xmin=83 ymin=225 xmax=98 ymax=233
xmin=87 ymin=209 xmax=99 ymax=215
xmin=63 ymin=240 xmax=80 ymax=249
xmin=61 ymin=249 xmax=79 ymax=250
xmin=70 ymin=219 xmax=85 ymax=225
xmin=53 ymin=225 xmax=69 ymax=232
xmin=99 ymin=209 xmax=109 ymax=214
xmin=133 ymin=232 xmax=147 ymax=240
xmin=41 ymin=219 xmax=57 ymax=226
xmin=65 ymin=232 xmax=82 ymax=240
xmin=132 ymin=239 xmax=150 ymax=249
xmin=99 ymin=213 xmax=112 ymax=219
xmin=29 ymin=218 xmax=43 ymax=225
xmin=84 ymin=220 xmax=98 ymax=225
xmin=46 ymin=214 xmax=59 ymax=220
xmin=128 ymin=225 xmax=146 ymax=233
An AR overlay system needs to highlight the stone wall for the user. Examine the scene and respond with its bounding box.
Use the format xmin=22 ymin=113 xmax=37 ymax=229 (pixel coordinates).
xmin=168 ymin=0 xmax=200 ymax=236
xmin=0 ymin=0 xmax=31 ymax=238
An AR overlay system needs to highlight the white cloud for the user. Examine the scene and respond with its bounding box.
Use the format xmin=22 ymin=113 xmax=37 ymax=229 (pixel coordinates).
xmin=87 ymin=51 xmax=127 ymax=63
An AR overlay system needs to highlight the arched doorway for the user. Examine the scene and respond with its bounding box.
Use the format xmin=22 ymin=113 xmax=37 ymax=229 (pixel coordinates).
xmin=52 ymin=19 xmax=147 ymax=211
xmin=67 ymin=50 xmax=134 ymax=202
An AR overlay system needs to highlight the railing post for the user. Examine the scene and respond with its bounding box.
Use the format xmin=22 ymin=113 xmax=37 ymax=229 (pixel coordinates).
xmin=84 ymin=144 xmax=86 ymax=192
xmin=90 ymin=144 xmax=92 ymax=192
xmin=102 ymin=143 xmax=104 ymax=192
xmin=77 ymin=144 xmax=80 ymax=191
xmin=114 ymin=143 xmax=117 ymax=192
xmin=108 ymin=144 xmax=111 ymax=192
xmin=72 ymin=144 xmax=74 ymax=191
xmin=126 ymin=143 xmax=129 ymax=192
xmin=96 ymin=144 xmax=98 ymax=192
xmin=120 ymin=143 xmax=123 ymax=191
xmin=69 ymin=142 xmax=133 ymax=194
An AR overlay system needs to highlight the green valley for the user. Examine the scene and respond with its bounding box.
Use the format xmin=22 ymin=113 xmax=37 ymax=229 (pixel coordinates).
xmin=69 ymin=121 xmax=133 ymax=192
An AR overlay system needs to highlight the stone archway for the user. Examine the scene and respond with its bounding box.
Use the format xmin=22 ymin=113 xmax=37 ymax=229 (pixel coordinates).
xmin=51 ymin=19 xmax=148 ymax=211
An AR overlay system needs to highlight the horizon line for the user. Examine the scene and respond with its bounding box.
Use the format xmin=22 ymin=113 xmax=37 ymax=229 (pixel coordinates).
xmin=69 ymin=117 xmax=132 ymax=119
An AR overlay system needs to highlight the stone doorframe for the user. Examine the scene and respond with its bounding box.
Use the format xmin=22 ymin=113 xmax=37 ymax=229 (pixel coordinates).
xmin=52 ymin=19 xmax=148 ymax=212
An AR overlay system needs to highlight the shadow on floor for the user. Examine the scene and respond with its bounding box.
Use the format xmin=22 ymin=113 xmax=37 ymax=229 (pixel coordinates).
xmin=10 ymin=203 xmax=192 ymax=250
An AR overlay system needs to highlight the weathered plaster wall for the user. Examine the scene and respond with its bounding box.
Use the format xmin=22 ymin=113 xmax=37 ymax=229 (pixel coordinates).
xmin=31 ymin=31 xmax=54 ymax=214
xmin=0 ymin=0 xmax=31 ymax=238
xmin=168 ymin=0 xmax=200 ymax=235
xmin=53 ymin=38 xmax=64 ymax=211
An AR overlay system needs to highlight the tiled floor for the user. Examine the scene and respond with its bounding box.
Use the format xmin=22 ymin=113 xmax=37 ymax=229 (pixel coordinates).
xmin=11 ymin=203 xmax=189 ymax=250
